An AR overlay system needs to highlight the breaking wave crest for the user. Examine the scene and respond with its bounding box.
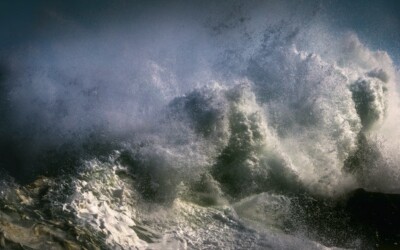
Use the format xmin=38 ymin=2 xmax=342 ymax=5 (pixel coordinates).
xmin=1 ymin=1 xmax=400 ymax=249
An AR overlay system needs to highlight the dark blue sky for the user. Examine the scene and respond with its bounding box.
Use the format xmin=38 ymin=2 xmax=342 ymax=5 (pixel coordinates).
xmin=323 ymin=0 xmax=400 ymax=64
xmin=0 ymin=0 xmax=399 ymax=63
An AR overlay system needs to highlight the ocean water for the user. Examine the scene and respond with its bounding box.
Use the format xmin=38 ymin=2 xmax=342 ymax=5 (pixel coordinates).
xmin=0 ymin=1 xmax=400 ymax=249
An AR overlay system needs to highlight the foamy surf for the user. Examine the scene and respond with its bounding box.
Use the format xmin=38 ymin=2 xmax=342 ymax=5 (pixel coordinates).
xmin=0 ymin=1 xmax=400 ymax=249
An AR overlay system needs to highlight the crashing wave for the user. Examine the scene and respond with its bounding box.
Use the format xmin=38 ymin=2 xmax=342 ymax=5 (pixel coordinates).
xmin=0 ymin=1 xmax=400 ymax=249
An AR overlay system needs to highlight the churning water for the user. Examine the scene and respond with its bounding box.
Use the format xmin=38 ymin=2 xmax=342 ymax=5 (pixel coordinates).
xmin=0 ymin=1 xmax=400 ymax=249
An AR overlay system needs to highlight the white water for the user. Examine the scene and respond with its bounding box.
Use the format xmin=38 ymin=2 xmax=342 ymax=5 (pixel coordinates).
xmin=1 ymin=1 xmax=400 ymax=249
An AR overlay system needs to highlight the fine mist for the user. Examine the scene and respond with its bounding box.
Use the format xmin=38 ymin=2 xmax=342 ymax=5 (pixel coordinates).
xmin=0 ymin=1 xmax=318 ymax=181
xmin=1 ymin=1 xmax=400 ymax=249
xmin=0 ymin=0 xmax=399 ymax=194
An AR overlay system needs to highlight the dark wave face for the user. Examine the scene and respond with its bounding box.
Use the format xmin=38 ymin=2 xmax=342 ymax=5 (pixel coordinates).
xmin=0 ymin=1 xmax=400 ymax=249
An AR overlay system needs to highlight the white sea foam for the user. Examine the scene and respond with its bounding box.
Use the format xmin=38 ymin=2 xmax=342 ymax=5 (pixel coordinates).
xmin=66 ymin=158 xmax=147 ymax=249
xmin=2 ymin=1 xmax=400 ymax=248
